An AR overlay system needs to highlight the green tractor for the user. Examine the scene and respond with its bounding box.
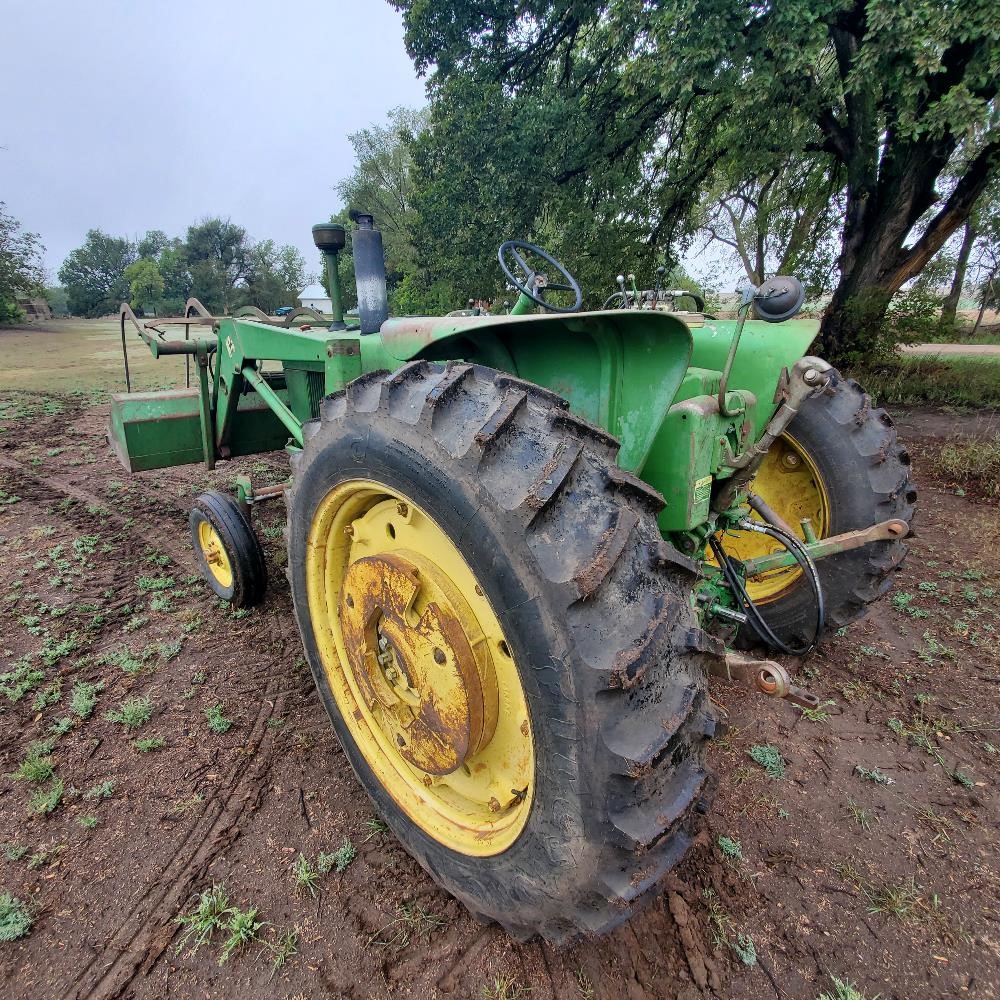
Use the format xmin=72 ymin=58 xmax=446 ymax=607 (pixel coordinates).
xmin=111 ymin=215 xmax=914 ymax=942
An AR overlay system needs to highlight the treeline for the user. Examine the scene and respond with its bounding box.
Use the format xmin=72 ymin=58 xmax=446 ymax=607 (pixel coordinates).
xmin=57 ymin=219 xmax=310 ymax=318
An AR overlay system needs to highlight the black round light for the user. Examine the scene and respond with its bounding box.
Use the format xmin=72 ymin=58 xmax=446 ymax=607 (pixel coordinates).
xmin=312 ymin=223 xmax=346 ymax=252
xmin=753 ymin=276 xmax=805 ymax=323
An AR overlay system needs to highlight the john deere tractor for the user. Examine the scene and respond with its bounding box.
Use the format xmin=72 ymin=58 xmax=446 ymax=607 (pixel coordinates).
xmin=110 ymin=216 xmax=914 ymax=942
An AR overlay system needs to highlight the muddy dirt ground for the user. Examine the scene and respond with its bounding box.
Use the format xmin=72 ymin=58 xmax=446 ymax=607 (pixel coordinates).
xmin=0 ymin=390 xmax=996 ymax=1000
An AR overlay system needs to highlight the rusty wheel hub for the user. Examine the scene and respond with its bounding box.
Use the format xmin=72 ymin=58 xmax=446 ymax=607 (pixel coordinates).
xmin=339 ymin=552 xmax=498 ymax=775
xmin=305 ymin=480 xmax=534 ymax=856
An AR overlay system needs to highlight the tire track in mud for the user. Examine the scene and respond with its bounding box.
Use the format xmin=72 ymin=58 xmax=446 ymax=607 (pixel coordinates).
xmin=0 ymin=453 xmax=302 ymax=997
xmin=73 ymin=608 xmax=296 ymax=1000
xmin=0 ymin=455 xmax=195 ymax=572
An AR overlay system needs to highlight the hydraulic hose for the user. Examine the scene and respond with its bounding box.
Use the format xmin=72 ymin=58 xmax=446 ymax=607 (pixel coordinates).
xmin=710 ymin=519 xmax=825 ymax=656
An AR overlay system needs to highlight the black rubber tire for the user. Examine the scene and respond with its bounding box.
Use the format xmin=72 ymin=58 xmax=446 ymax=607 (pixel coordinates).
xmin=738 ymin=368 xmax=916 ymax=649
xmin=190 ymin=491 xmax=267 ymax=608
xmin=286 ymin=361 xmax=721 ymax=943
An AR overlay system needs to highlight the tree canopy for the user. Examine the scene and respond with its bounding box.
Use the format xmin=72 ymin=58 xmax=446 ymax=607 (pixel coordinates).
xmin=58 ymin=230 xmax=137 ymax=318
xmin=395 ymin=0 xmax=999 ymax=360
xmin=0 ymin=204 xmax=46 ymax=322
xmin=57 ymin=219 xmax=309 ymax=317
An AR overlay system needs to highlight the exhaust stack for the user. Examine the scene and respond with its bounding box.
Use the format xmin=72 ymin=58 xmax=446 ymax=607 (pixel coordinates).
xmin=350 ymin=210 xmax=389 ymax=335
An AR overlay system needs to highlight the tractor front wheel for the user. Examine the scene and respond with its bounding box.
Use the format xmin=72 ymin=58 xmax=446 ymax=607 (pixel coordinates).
xmin=190 ymin=491 xmax=267 ymax=607
xmin=286 ymin=362 xmax=720 ymax=942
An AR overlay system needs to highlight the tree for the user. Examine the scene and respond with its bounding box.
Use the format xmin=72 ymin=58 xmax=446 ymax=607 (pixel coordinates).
xmin=124 ymin=259 xmax=164 ymax=312
xmin=395 ymin=0 xmax=999 ymax=362
xmin=137 ymin=229 xmax=169 ymax=260
xmin=240 ymin=241 xmax=308 ymax=313
xmin=58 ymin=230 xmax=136 ymax=317
xmin=156 ymin=239 xmax=191 ymax=307
xmin=336 ymin=107 xmax=428 ymax=283
xmin=408 ymin=73 xmax=666 ymax=308
xmin=695 ymin=159 xmax=844 ymax=294
xmin=0 ymin=203 xmax=45 ymax=322
xmin=184 ymin=218 xmax=252 ymax=312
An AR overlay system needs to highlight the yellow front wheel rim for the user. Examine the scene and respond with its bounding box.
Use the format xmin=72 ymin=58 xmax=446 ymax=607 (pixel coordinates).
xmin=197 ymin=520 xmax=234 ymax=590
xmin=305 ymin=480 xmax=535 ymax=856
xmin=719 ymin=432 xmax=830 ymax=603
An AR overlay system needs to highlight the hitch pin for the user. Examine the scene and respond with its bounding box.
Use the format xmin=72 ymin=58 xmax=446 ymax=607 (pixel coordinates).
xmin=710 ymin=652 xmax=820 ymax=710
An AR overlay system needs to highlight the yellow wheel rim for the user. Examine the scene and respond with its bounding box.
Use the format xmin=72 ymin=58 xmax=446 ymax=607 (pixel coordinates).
xmin=305 ymin=480 xmax=535 ymax=856
xmin=717 ymin=433 xmax=830 ymax=603
xmin=197 ymin=520 xmax=234 ymax=589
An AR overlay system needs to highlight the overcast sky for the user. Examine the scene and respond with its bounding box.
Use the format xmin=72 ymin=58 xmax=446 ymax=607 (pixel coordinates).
xmin=2 ymin=0 xmax=427 ymax=279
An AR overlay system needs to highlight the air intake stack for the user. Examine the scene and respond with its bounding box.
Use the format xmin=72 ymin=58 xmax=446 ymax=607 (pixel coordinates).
xmin=350 ymin=210 xmax=389 ymax=335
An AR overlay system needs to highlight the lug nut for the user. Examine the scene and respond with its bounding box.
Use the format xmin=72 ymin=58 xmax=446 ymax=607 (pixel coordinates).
xmin=488 ymin=797 xmax=501 ymax=813
xmin=344 ymin=525 xmax=354 ymax=537
xmin=396 ymin=502 xmax=408 ymax=517
xmin=433 ymin=647 xmax=446 ymax=664
xmin=781 ymin=452 xmax=801 ymax=469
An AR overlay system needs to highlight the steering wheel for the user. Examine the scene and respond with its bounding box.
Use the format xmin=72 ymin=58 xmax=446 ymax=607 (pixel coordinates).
xmin=498 ymin=240 xmax=582 ymax=313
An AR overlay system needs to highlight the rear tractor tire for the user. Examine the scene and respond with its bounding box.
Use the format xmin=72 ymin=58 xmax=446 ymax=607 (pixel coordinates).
xmin=286 ymin=361 xmax=721 ymax=943
xmin=729 ymin=368 xmax=916 ymax=649
xmin=190 ymin=490 xmax=267 ymax=608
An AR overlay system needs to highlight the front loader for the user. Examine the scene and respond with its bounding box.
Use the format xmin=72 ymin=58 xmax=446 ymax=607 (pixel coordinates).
xmin=109 ymin=215 xmax=914 ymax=943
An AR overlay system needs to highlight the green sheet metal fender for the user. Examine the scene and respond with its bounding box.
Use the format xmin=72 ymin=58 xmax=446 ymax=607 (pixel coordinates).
xmin=364 ymin=310 xmax=693 ymax=473
xmin=688 ymin=317 xmax=820 ymax=440
xmin=361 ymin=310 xmax=820 ymax=472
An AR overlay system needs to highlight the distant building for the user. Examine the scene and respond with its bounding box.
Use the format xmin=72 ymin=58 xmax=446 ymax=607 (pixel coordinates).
xmin=298 ymin=283 xmax=331 ymax=313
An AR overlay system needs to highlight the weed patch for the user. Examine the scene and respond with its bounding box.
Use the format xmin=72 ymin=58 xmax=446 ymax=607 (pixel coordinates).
xmin=747 ymin=743 xmax=785 ymax=778
xmin=106 ymin=696 xmax=152 ymax=729
xmin=204 ymin=704 xmax=232 ymax=734
xmin=0 ymin=894 xmax=32 ymax=942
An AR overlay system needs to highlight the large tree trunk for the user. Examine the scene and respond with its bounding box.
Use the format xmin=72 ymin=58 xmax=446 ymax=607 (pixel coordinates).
xmin=940 ymin=221 xmax=976 ymax=328
xmin=817 ymin=138 xmax=1000 ymax=365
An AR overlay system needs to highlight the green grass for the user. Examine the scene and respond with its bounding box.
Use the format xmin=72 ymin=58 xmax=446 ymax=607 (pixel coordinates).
xmin=204 ymin=704 xmax=232 ymax=734
xmin=367 ymin=901 xmax=449 ymax=951
xmin=318 ymin=839 xmax=356 ymax=874
xmin=0 ymin=893 xmax=32 ymax=942
xmin=70 ymin=679 xmax=104 ymax=718
xmin=0 ymin=658 xmax=45 ymax=703
xmin=846 ymin=799 xmax=876 ymax=831
xmin=717 ymin=835 xmax=742 ymax=861
xmin=855 ymin=765 xmax=894 ymax=785
xmin=133 ymin=736 xmax=164 ymax=752
xmin=856 ymin=355 xmax=1000 ymax=408
xmin=11 ymin=746 xmax=54 ymax=784
xmin=481 ymin=974 xmax=530 ymax=1000
xmin=28 ymin=777 xmax=64 ymax=815
xmin=363 ymin=817 xmax=389 ymax=841
xmin=747 ymin=743 xmax=785 ymax=778
xmin=78 ymin=815 xmax=99 ymax=830
xmin=931 ymin=437 xmax=1000 ymax=499
xmin=175 ymin=885 xmax=232 ymax=954
xmin=292 ymin=854 xmax=320 ymax=897
xmin=3 ymin=844 xmax=28 ymax=862
xmin=218 ymin=906 xmax=263 ymax=964
xmin=862 ymin=876 xmax=929 ymax=922
xmin=264 ymin=927 xmax=298 ymax=979
xmin=798 ymin=699 xmax=837 ymax=723
xmin=106 ymin=696 xmax=152 ymax=729
xmin=817 ymin=976 xmax=878 ymax=1000
xmin=84 ymin=779 xmax=115 ymax=800
xmin=49 ymin=716 xmax=73 ymax=736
